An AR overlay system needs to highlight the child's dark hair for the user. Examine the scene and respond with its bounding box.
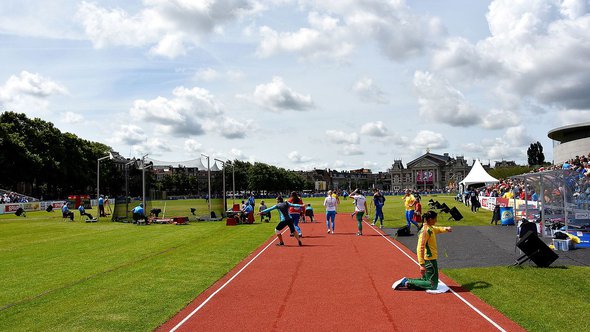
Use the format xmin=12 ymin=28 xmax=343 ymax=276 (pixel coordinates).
xmin=276 ymin=195 xmax=284 ymax=202
xmin=423 ymin=210 xmax=437 ymax=220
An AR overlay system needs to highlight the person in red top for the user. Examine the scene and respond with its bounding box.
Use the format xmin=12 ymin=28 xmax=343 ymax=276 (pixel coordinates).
xmin=413 ymin=196 xmax=422 ymax=226
xmin=287 ymin=191 xmax=304 ymax=237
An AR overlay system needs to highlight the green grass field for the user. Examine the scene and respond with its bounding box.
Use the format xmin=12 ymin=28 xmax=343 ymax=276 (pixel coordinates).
xmin=0 ymin=195 xmax=588 ymax=331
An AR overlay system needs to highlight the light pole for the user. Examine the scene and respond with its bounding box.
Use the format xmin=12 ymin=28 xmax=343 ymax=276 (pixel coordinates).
xmin=231 ymin=161 xmax=235 ymax=205
xmin=97 ymin=152 xmax=113 ymax=220
xmin=125 ymin=160 xmax=135 ymax=216
xmin=201 ymin=153 xmax=211 ymax=217
xmin=141 ymin=154 xmax=152 ymax=210
xmin=214 ymin=158 xmax=227 ymax=212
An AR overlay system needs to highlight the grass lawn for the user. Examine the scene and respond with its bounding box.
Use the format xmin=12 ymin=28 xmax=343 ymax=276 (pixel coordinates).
xmin=0 ymin=194 xmax=587 ymax=331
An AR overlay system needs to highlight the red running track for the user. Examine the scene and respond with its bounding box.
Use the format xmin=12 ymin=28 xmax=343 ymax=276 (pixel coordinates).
xmin=158 ymin=215 xmax=525 ymax=332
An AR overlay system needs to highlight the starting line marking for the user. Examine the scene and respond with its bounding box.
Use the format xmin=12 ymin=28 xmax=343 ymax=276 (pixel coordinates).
xmin=169 ymin=229 xmax=287 ymax=332
xmin=365 ymin=222 xmax=507 ymax=332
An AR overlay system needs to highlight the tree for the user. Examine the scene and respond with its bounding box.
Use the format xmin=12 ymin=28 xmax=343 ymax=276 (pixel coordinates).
xmin=527 ymin=141 xmax=546 ymax=166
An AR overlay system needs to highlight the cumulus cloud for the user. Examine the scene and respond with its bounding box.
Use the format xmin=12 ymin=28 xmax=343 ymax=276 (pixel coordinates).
xmin=326 ymin=130 xmax=359 ymax=144
xmin=204 ymin=116 xmax=252 ymax=139
xmin=360 ymin=121 xmax=388 ymax=136
xmin=413 ymin=71 xmax=482 ymax=127
xmin=130 ymin=86 xmax=223 ymax=137
xmin=481 ymin=109 xmax=521 ymax=129
xmin=0 ymin=71 xmax=68 ymax=114
xmin=246 ymin=76 xmax=314 ymax=112
xmin=0 ymin=71 xmax=67 ymax=99
xmin=288 ymin=151 xmax=312 ymax=163
xmin=257 ymin=12 xmax=354 ymax=61
xmin=412 ymin=130 xmax=448 ymax=149
xmin=76 ymin=0 xmax=264 ymax=58
xmin=184 ymin=139 xmax=202 ymax=153
xmin=352 ymin=77 xmax=388 ymax=104
xmin=258 ymin=1 xmax=445 ymax=61
xmin=109 ymin=124 xmax=147 ymax=145
xmin=432 ymin=0 xmax=590 ymax=116
xmin=463 ymin=125 xmax=534 ymax=161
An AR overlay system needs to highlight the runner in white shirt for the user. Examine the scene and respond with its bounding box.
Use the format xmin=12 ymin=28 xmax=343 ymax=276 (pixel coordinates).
xmin=323 ymin=190 xmax=338 ymax=234
xmin=349 ymin=189 xmax=368 ymax=236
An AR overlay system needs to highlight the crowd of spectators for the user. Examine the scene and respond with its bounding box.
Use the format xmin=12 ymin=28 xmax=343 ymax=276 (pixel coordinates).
xmin=0 ymin=191 xmax=34 ymax=204
xmin=474 ymin=152 xmax=590 ymax=204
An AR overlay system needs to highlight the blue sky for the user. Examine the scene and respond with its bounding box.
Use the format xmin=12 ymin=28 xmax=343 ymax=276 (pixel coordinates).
xmin=1 ymin=0 xmax=589 ymax=171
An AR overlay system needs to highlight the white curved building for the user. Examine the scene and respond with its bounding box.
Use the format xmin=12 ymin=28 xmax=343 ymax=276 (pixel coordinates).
xmin=548 ymin=122 xmax=590 ymax=163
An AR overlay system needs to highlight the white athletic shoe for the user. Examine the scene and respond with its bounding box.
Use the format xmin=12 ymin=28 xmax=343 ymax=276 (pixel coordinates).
xmin=391 ymin=277 xmax=407 ymax=290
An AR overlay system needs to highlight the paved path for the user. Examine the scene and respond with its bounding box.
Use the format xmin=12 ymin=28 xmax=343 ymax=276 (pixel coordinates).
xmin=158 ymin=216 xmax=525 ymax=331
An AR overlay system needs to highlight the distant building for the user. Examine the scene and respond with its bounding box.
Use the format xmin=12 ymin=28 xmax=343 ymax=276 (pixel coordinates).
xmin=301 ymin=152 xmax=473 ymax=192
xmin=494 ymin=160 xmax=517 ymax=168
xmin=387 ymin=152 xmax=471 ymax=191
xmin=548 ymin=122 xmax=590 ymax=164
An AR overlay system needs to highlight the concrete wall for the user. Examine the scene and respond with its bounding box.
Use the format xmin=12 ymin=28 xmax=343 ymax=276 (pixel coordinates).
xmin=553 ymin=137 xmax=590 ymax=164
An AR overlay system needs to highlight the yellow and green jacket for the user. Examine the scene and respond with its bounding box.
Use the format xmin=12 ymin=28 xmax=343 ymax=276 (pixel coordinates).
xmin=416 ymin=225 xmax=450 ymax=265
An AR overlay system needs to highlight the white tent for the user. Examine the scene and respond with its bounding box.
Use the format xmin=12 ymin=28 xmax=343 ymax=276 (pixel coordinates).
xmin=460 ymin=159 xmax=499 ymax=187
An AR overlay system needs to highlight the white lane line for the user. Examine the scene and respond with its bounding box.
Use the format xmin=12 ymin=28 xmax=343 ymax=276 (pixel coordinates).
xmin=365 ymin=222 xmax=507 ymax=332
xmin=169 ymin=230 xmax=288 ymax=332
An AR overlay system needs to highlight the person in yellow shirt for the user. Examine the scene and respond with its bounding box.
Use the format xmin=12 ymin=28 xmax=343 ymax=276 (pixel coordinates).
xmin=402 ymin=189 xmax=420 ymax=231
xmin=392 ymin=211 xmax=452 ymax=291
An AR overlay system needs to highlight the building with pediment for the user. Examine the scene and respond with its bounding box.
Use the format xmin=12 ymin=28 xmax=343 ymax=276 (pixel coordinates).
xmin=387 ymin=152 xmax=472 ymax=191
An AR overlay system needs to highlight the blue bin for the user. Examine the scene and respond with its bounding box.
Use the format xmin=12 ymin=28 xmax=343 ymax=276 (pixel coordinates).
xmin=500 ymin=207 xmax=514 ymax=225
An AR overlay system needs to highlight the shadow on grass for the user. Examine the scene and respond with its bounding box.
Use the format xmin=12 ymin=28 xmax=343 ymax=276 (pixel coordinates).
xmin=457 ymin=281 xmax=493 ymax=292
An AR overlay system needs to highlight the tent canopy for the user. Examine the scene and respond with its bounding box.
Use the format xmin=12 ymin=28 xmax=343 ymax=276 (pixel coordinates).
xmin=460 ymin=159 xmax=499 ymax=186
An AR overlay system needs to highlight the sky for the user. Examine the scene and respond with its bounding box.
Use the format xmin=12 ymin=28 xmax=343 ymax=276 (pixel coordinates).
xmin=1 ymin=0 xmax=590 ymax=172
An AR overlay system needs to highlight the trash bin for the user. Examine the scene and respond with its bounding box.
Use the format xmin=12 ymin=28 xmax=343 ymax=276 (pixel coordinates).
xmin=500 ymin=207 xmax=514 ymax=225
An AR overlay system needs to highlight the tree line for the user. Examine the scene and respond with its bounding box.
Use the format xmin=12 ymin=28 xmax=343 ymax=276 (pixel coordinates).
xmin=0 ymin=112 xmax=311 ymax=199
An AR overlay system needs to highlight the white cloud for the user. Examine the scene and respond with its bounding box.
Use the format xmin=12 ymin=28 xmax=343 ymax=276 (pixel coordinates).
xmin=230 ymin=148 xmax=248 ymax=160
xmin=360 ymin=121 xmax=388 ymax=136
xmin=247 ymin=76 xmax=314 ymax=112
xmin=130 ymin=86 xmax=223 ymax=137
xmin=0 ymin=71 xmax=68 ymax=115
xmin=558 ymin=109 xmax=590 ymax=126
xmin=204 ymin=117 xmax=252 ymax=139
xmin=76 ymin=0 xmax=264 ymax=58
xmin=258 ymin=2 xmax=445 ymax=62
xmin=465 ymin=125 xmax=534 ymax=161
xmin=413 ymin=71 xmax=482 ymax=127
xmin=257 ymin=12 xmax=354 ymax=61
xmin=62 ymin=111 xmax=83 ymax=124
xmin=109 ymin=124 xmax=147 ymax=146
xmin=412 ymin=130 xmax=448 ymax=149
xmin=352 ymin=77 xmax=388 ymax=104
xmin=481 ymin=109 xmax=521 ymax=129
xmin=326 ymin=130 xmax=359 ymax=144
xmin=184 ymin=139 xmax=202 ymax=153
xmin=341 ymin=144 xmax=363 ymax=156
xmin=288 ymin=150 xmax=312 ymax=163
xmin=0 ymin=71 xmax=67 ymax=100
xmin=433 ymin=0 xmax=590 ymax=116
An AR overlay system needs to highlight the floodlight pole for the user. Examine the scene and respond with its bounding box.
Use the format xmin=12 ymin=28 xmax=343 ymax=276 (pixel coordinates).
xmin=201 ymin=153 xmax=211 ymax=216
xmin=97 ymin=153 xmax=112 ymax=220
xmin=142 ymin=154 xmax=149 ymax=210
xmin=232 ymin=162 xmax=235 ymax=205
xmin=215 ymin=158 xmax=227 ymax=212
xmin=125 ymin=160 xmax=135 ymax=215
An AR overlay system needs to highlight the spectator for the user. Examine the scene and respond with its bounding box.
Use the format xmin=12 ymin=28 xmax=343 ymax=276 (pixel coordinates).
xmin=78 ymin=205 xmax=93 ymax=220
xmin=62 ymin=202 xmax=74 ymax=221
xmin=132 ymin=203 xmax=147 ymax=224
